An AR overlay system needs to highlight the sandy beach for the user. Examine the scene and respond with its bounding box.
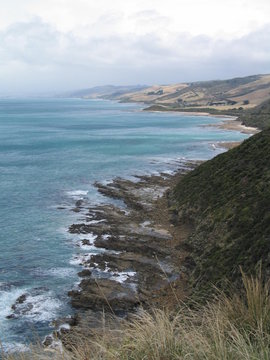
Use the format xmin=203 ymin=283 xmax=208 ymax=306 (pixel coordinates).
xmin=217 ymin=119 xmax=259 ymax=135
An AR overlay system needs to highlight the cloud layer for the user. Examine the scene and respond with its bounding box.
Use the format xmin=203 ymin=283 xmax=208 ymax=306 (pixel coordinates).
xmin=0 ymin=1 xmax=270 ymax=94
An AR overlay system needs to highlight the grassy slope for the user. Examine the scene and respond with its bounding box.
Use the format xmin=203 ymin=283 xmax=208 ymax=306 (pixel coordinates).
xmin=172 ymin=129 xmax=270 ymax=293
xmin=6 ymin=274 xmax=270 ymax=359
xmin=68 ymin=74 xmax=270 ymax=111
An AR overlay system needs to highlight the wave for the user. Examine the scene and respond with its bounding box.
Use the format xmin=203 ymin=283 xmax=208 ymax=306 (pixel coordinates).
xmin=66 ymin=190 xmax=89 ymax=199
xmin=0 ymin=287 xmax=27 ymax=323
xmin=8 ymin=289 xmax=62 ymax=323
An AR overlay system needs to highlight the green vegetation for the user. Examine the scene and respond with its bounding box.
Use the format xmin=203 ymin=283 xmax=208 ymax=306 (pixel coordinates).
xmin=172 ymin=129 xmax=270 ymax=294
xmin=144 ymin=104 xmax=245 ymax=116
xmin=5 ymin=273 xmax=270 ymax=359
xmin=145 ymin=91 xmax=270 ymax=131
xmin=240 ymin=99 xmax=270 ymax=130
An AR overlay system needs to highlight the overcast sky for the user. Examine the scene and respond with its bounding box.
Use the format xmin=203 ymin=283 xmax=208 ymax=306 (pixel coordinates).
xmin=0 ymin=0 xmax=270 ymax=94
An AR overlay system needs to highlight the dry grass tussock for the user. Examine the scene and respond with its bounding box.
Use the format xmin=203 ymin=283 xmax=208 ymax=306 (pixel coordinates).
xmin=3 ymin=272 xmax=270 ymax=360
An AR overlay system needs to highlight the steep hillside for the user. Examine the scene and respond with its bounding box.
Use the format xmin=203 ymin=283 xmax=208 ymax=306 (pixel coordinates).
xmin=172 ymin=129 xmax=270 ymax=293
xmin=239 ymin=99 xmax=270 ymax=130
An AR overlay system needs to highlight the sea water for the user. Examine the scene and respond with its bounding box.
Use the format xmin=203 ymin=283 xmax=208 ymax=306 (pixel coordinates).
xmin=0 ymin=98 xmax=248 ymax=350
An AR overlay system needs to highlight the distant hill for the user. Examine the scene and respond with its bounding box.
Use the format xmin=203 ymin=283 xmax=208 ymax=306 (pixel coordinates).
xmin=64 ymin=85 xmax=148 ymax=99
xmin=172 ymin=128 xmax=270 ymax=294
xmin=66 ymin=74 xmax=270 ymax=114
xmin=64 ymin=74 xmax=270 ymax=129
xmin=112 ymin=74 xmax=270 ymax=112
xmin=118 ymin=74 xmax=270 ymax=111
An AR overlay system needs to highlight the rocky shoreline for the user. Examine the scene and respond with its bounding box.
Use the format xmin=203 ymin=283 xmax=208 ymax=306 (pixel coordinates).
xmin=58 ymin=160 xmax=198 ymax=344
xmin=4 ymin=159 xmax=205 ymax=349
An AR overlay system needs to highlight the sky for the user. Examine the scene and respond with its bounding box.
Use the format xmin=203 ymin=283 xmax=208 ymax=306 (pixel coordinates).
xmin=0 ymin=0 xmax=270 ymax=94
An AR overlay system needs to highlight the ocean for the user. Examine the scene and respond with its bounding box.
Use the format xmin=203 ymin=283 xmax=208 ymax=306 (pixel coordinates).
xmin=0 ymin=98 xmax=248 ymax=351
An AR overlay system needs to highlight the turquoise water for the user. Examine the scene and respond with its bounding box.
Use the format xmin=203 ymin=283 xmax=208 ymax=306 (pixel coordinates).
xmin=0 ymin=98 xmax=248 ymax=350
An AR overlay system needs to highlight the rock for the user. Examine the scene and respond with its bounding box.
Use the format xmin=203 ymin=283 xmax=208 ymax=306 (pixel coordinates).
xmin=16 ymin=294 xmax=27 ymax=304
xmin=43 ymin=335 xmax=54 ymax=347
xmin=78 ymin=269 xmax=92 ymax=277
xmin=52 ymin=316 xmax=78 ymax=328
xmin=69 ymin=278 xmax=139 ymax=312
xmin=11 ymin=294 xmax=27 ymax=310
xmin=6 ymin=314 xmax=16 ymax=319
xmin=64 ymin=169 xmax=189 ymax=338
xmin=75 ymin=200 xmax=84 ymax=207
xmin=81 ymin=239 xmax=91 ymax=246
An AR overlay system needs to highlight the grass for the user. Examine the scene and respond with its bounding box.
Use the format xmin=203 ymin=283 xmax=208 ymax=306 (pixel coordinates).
xmin=3 ymin=272 xmax=270 ymax=359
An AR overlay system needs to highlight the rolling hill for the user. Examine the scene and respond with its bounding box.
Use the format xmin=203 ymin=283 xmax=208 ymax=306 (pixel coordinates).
xmin=68 ymin=74 xmax=270 ymax=113
xmin=119 ymin=74 xmax=270 ymax=111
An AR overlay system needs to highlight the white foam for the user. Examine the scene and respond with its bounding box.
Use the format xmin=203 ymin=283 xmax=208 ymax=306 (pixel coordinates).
xmin=161 ymin=169 xmax=175 ymax=175
xmin=15 ymin=291 xmax=62 ymax=322
xmin=77 ymin=241 xmax=95 ymax=250
xmin=76 ymin=233 xmax=97 ymax=250
xmin=0 ymin=287 xmax=27 ymax=323
xmin=140 ymin=221 xmax=151 ymax=228
xmin=78 ymin=233 xmax=97 ymax=243
xmin=69 ymin=253 xmax=92 ymax=266
xmin=111 ymin=271 xmax=136 ymax=283
xmin=92 ymin=264 xmax=136 ymax=284
xmin=87 ymin=219 xmax=105 ymax=224
xmin=210 ymin=143 xmax=218 ymax=150
xmin=66 ymin=190 xmax=88 ymax=199
xmin=59 ymin=323 xmax=70 ymax=331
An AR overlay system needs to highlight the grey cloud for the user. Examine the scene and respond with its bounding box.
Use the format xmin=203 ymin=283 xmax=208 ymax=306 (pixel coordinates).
xmin=0 ymin=18 xmax=269 ymax=94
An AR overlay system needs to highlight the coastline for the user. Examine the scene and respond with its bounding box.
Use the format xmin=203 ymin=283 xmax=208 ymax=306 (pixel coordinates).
xmin=142 ymin=108 xmax=236 ymax=119
xmin=56 ymin=108 xmax=255 ymax=344
xmin=214 ymin=118 xmax=259 ymax=135
xmin=141 ymin=106 xmax=259 ymax=135
xmin=5 ymin=98 xmax=258 ymax=351
xmin=53 ymin=162 xmax=198 ymax=344
xmin=140 ymin=103 xmax=259 ymax=148
xmin=7 ymin=159 xmax=199 ymax=349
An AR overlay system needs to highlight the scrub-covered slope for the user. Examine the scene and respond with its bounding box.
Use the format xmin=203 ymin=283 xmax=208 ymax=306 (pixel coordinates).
xmin=173 ymin=129 xmax=270 ymax=292
xmin=240 ymin=99 xmax=270 ymax=130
